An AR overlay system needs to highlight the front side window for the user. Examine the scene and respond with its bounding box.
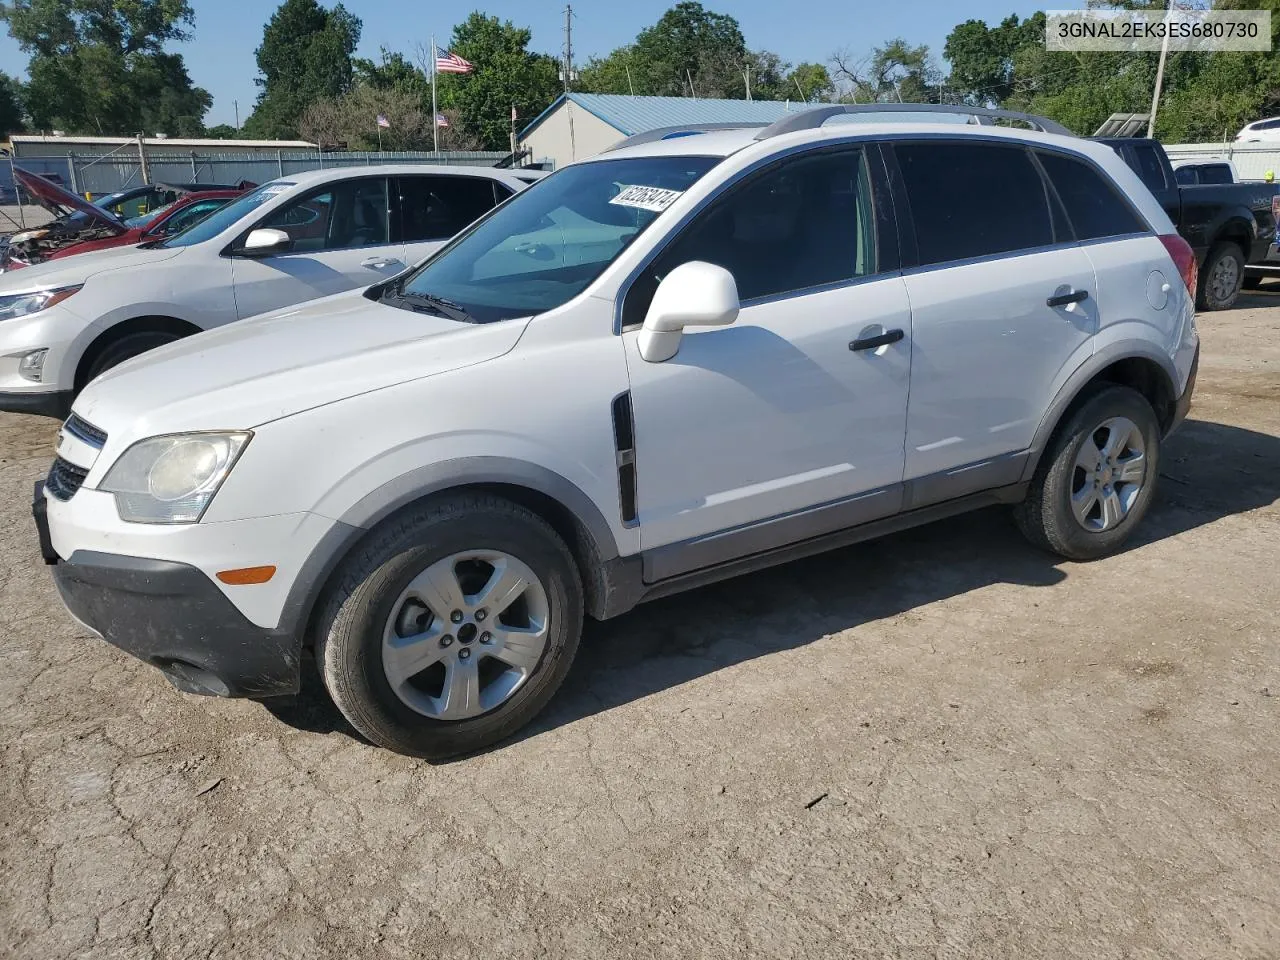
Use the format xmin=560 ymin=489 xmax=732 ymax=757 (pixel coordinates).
xmin=259 ymin=178 xmax=390 ymax=251
xmin=400 ymin=176 xmax=504 ymax=242
xmin=1038 ymin=151 xmax=1146 ymax=241
xmin=623 ymin=147 xmax=877 ymax=324
xmin=1175 ymin=167 xmax=1198 ymax=186
xmin=389 ymin=156 xmax=719 ymax=323
xmin=895 ymin=141 xmax=1054 ymax=266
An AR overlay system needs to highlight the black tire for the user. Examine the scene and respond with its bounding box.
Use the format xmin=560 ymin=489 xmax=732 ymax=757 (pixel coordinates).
xmin=316 ymin=493 xmax=583 ymax=759
xmin=81 ymin=330 xmax=185 ymax=386
xmin=1197 ymin=242 xmax=1245 ymax=311
xmin=1014 ymin=384 xmax=1161 ymax=561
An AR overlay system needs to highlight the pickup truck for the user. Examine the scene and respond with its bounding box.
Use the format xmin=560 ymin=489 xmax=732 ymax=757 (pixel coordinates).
xmin=1096 ymin=137 xmax=1280 ymax=309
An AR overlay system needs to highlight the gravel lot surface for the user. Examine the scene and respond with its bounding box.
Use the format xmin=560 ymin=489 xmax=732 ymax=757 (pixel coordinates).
xmin=1 ymin=293 xmax=1278 ymax=959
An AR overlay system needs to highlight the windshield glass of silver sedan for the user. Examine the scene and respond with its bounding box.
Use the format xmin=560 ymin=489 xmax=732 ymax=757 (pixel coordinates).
xmin=391 ymin=156 xmax=720 ymax=323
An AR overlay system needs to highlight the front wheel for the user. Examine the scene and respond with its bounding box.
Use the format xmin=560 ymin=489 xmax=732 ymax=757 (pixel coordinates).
xmin=316 ymin=494 xmax=583 ymax=758
xmin=1014 ymin=385 xmax=1161 ymax=561
xmin=1197 ymin=242 xmax=1245 ymax=311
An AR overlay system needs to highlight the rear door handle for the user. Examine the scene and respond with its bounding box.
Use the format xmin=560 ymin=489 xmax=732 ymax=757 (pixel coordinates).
xmin=362 ymin=256 xmax=400 ymax=269
xmin=1047 ymin=289 xmax=1089 ymax=308
xmin=849 ymin=328 xmax=905 ymax=352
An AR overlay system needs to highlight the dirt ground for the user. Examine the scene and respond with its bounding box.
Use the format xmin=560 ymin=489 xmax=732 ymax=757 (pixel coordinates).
xmin=1 ymin=293 xmax=1278 ymax=960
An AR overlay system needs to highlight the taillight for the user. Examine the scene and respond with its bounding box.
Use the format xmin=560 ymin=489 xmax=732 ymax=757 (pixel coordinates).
xmin=1159 ymin=233 xmax=1198 ymax=302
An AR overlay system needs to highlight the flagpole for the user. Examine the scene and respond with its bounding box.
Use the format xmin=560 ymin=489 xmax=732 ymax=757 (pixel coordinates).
xmin=431 ymin=35 xmax=440 ymax=155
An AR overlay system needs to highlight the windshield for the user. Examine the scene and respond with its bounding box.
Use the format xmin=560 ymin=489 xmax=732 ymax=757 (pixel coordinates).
xmin=126 ymin=202 xmax=174 ymax=228
xmin=394 ymin=156 xmax=720 ymax=322
xmin=160 ymin=182 xmax=293 ymax=248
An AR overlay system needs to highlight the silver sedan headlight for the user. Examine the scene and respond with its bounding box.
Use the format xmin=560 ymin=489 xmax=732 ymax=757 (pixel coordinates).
xmin=99 ymin=432 xmax=251 ymax=523
xmin=0 ymin=284 xmax=82 ymax=321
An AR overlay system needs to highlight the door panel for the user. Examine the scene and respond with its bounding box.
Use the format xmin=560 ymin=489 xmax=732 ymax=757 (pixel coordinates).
xmin=230 ymin=177 xmax=403 ymax=319
xmin=625 ymin=277 xmax=912 ymax=554
xmin=903 ymin=246 xmax=1097 ymax=482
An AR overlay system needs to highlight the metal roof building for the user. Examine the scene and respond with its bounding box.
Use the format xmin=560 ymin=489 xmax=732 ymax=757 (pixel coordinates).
xmin=518 ymin=93 xmax=803 ymax=169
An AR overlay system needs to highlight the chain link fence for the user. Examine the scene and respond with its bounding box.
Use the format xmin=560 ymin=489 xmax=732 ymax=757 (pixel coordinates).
xmin=3 ymin=149 xmax=512 ymax=202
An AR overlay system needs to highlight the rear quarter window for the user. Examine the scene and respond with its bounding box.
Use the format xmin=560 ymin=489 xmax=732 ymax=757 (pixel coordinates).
xmin=1038 ymin=152 xmax=1147 ymax=241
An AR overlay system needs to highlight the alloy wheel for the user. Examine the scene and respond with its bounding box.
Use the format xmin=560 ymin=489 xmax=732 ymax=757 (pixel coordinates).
xmin=382 ymin=551 xmax=550 ymax=720
xmin=1069 ymin=416 xmax=1148 ymax=533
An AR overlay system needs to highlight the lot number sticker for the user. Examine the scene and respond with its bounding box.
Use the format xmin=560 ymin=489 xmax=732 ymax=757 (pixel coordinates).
xmin=609 ymin=185 xmax=684 ymax=212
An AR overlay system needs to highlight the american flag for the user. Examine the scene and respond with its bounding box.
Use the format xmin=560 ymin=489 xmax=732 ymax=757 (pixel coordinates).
xmin=436 ymin=113 xmax=449 ymax=128
xmin=436 ymin=50 xmax=473 ymax=74
xmin=376 ymin=114 xmax=390 ymax=128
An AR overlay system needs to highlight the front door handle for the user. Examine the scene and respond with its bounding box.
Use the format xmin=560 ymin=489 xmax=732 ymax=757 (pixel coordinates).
xmin=849 ymin=328 xmax=905 ymax=352
xmin=1047 ymin=289 xmax=1089 ymax=308
xmin=362 ymin=256 xmax=400 ymax=269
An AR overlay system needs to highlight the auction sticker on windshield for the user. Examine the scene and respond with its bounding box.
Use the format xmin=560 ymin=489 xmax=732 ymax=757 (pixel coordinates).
xmin=609 ymin=185 xmax=684 ymax=212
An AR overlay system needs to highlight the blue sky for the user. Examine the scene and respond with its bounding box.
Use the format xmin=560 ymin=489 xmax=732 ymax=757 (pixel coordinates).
xmin=2 ymin=0 xmax=1052 ymax=128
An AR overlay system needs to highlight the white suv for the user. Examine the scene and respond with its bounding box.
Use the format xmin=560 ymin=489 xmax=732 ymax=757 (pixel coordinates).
xmin=37 ymin=106 xmax=1200 ymax=758
xmin=0 ymin=164 xmax=534 ymax=418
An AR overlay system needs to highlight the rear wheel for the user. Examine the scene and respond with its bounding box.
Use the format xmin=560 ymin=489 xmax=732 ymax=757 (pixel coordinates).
xmin=316 ymin=494 xmax=583 ymax=759
xmin=1014 ymin=385 xmax=1161 ymax=561
xmin=1197 ymin=242 xmax=1245 ymax=310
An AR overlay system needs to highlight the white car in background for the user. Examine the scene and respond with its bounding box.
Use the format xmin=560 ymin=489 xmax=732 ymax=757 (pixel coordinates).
xmin=1235 ymin=117 xmax=1280 ymax=142
xmin=0 ymin=165 xmax=535 ymax=417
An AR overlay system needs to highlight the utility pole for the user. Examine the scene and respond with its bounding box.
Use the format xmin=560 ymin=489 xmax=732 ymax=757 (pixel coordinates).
xmin=1147 ymin=0 xmax=1175 ymax=138
xmin=744 ymin=63 xmax=751 ymax=101
xmin=233 ymin=99 xmax=240 ymax=131
xmin=562 ymin=5 xmax=574 ymax=93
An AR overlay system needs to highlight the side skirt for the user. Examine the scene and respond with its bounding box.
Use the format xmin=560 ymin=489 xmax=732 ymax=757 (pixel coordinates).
xmin=594 ymin=482 xmax=1028 ymax=618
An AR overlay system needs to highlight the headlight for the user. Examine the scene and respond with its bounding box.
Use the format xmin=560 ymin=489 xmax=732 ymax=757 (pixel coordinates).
xmin=0 ymin=284 xmax=82 ymax=321
xmin=99 ymin=432 xmax=251 ymax=523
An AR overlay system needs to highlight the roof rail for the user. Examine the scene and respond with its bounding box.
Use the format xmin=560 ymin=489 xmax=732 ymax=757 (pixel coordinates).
xmin=755 ymin=104 xmax=1074 ymax=139
xmin=604 ymin=122 xmax=769 ymax=153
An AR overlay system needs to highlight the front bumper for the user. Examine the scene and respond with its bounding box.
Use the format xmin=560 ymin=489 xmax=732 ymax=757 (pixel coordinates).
xmin=0 ymin=388 xmax=73 ymax=418
xmin=34 ymin=482 xmax=304 ymax=698
xmin=49 ymin=547 xmax=302 ymax=698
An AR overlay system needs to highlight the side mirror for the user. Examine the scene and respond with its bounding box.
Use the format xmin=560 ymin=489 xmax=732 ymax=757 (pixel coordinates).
xmin=638 ymin=261 xmax=739 ymax=363
xmin=240 ymin=228 xmax=292 ymax=257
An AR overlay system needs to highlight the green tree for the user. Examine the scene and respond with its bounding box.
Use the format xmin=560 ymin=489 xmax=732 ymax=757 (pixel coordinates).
xmin=0 ymin=71 xmax=25 ymax=136
xmin=435 ymin=13 xmax=560 ymax=150
xmin=0 ymin=0 xmax=210 ymax=134
xmin=582 ymin=3 xmax=748 ymax=97
xmin=944 ymin=14 xmax=1043 ymax=105
xmin=787 ymin=62 xmax=835 ymax=103
xmin=833 ymin=39 xmax=941 ymax=103
xmin=204 ymin=123 xmax=239 ymax=139
xmin=243 ymin=0 xmax=361 ymax=139
xmin=353 ymin=48 xmax=430 ymax=100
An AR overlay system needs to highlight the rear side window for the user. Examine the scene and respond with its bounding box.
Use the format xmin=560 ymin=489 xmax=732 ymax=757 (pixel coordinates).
xmin=1038 ymin=152 xmax=1147 ymax=241
xmin=399 ymin=176 xmax=503 ymax=242
xmin=1199 ymin=163 xmax=1233 ymax=184
xmin=894 ymin=141 xmax=1053 ymax=266
xmin=1125 ymin=143 xmax=1167 ymax=192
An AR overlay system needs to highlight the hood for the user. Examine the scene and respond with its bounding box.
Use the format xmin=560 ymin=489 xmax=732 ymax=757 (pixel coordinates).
xmin=0 ymin=242 xmax=185 ymax=293
xmin=74 ymin=289 xmax=531 ymax=435
xmin=13 ymin=168 xmax=124 ymax=234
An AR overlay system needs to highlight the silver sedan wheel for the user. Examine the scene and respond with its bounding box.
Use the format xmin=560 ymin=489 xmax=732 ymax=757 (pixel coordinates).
xmin=382 ymin=551 xmax=550 ymax=721
xmin=1070 ymin=416 xmax=1148 ymax=532
xmin=1209 ymin=252 xmax=1241 ymax=303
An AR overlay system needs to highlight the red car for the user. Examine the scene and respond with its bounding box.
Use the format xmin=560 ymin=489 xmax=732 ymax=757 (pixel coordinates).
xmin=44 ymin=189 xmax=246 ymax=262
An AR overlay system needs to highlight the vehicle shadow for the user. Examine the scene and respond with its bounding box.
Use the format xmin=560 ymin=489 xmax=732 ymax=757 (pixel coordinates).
xmin=266 ymin=418 xmax=1280 ymax=753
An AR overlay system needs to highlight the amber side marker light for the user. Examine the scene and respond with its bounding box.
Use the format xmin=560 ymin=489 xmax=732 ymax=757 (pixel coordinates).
xmin=216 ymin=565 xmax=277 ymax=585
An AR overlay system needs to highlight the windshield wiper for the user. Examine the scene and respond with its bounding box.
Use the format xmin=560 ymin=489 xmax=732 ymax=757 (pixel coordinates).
xmin=383 ymin=285 xmax=475 ymax=323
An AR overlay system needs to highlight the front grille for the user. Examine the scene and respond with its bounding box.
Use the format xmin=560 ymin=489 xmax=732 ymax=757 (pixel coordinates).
xmin=64 ymin=413 xmax=107 ymax=448
xmin=46 ymin=457 xmax=89 ymax=501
